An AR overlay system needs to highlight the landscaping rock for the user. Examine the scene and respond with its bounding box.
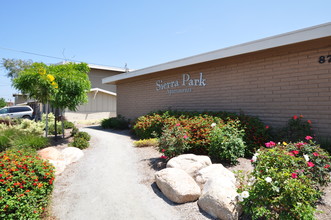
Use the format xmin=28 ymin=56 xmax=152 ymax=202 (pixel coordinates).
xmin=60 ymin=147 xmax=84 ymax=165
xmin=166 ymin=154 xmax=212 ymax=178
xmin=38 ymin=147 xmax=61 ymax=161
xmin=48 ymin=159 xmax=67 ymax=175
xmin=198 ymin=177 xmax=241 ymax=220
xmin=195 ymin=164 xmax=236 ymax=189
xmin=155 ymin=168 xmax=201 ymax=204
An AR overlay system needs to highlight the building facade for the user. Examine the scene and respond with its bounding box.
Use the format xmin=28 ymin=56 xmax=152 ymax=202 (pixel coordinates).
xmin=103 ymin=23 xmax=331 ymax=137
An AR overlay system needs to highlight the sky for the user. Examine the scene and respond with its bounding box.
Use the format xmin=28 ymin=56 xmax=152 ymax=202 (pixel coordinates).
xmin=1 ymin=0 xmax=330 ymax=102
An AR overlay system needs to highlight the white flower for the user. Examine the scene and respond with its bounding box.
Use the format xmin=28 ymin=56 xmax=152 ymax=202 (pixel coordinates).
xmin=211 ymin=123 xmax=216 ymax=128
xmin=254 ymin=152 xmax=259 ymax=157
xmin=304 ymin=154 xmax=309 ymax=162
xmin=251 ymin=155 xmax=257 ymax=162
xmin=265 ymin=177 xmax=272 ymax=183
xmin=241 ymin=191 xmax=249 ymax=198
xmin=237 ymin=195 xmax=244 ymax=202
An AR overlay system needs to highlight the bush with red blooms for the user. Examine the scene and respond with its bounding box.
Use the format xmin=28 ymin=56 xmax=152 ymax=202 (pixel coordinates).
xmin=0 ymin=148 xmax=55 ymax=219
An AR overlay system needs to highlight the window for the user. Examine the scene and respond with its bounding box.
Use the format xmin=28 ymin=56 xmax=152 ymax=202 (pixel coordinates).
xmin=0 ymin=108 xmax=9 ymax=114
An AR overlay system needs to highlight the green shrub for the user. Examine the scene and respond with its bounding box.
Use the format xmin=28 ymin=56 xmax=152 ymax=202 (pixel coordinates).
xmin=208 ymin=120 xmax=246 ymax=164
xmin=158 ymin=123 xmax=190 ymax=159
xmin=133 ymin=138 xmax=159 ymax=147
xmin=0 ymin=135 xmax=10 ymax=152
xmin=71 ymin=137 xmax=89 ymax=149
xmin=63 ymin=120 xmax=75 ymax=129
xmin=0 ymin=148 xmax=55 ymax=219
xmin=74 ymin=131 xmax=91 ymax=141
xmin=101 ymin=115 xmax=129 ymax=130
xmin=12 ymin=134 xmax=49 ymax=150
xmin=239 ymin=141 xmax=331 ymax=219
xmin=71 ymin=126 xmax=79 ymax=137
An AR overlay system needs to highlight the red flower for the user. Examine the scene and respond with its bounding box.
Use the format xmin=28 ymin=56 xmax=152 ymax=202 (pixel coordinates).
xmin=307 ymin=162 xmax=315 ymax=167
xmin=291 ymin=150 xmax=299 ymax=155
xmin=161 ymin=149 xmax=165 ymax=152
xmin=265 ymin=125 xmax=269 ymax=129
xmin=312 ymin=152 xmax=319 ymax=156
xmin=293 ymin=115 xmax=298 ymax=120
xmin=307 ymin=120 xmax=312 ymax=124
xmin=299 ymin=115 xmax=304 ymax=118
xmin=295 ymin=142 xmax=305 ymax=148
xmin=324 ymin=164 xmax=330 ymax=169
xmin=183 ymin=135 xmax=188 ymax=139
xmin=160 ymin=155 xmax=168 ymax=159
xmin=291 ymin=173 xmax=298 ymax=179
xmin=305 ymin=136 xmax=313 ymax=140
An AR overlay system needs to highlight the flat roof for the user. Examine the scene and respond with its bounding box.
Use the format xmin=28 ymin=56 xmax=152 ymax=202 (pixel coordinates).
xmin=88 ymin=64 xmax=128 ymax=72
xmin=103 ymin=22 xmax=331 ymax=84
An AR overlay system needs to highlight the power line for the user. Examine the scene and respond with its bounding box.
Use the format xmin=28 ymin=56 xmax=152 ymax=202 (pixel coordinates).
xmin=0 ymin=46 xmax=124 ymax=68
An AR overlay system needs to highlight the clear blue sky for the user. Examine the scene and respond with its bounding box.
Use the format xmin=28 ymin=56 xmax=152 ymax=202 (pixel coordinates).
xmin=1 ymin=0 xmax=330 ymax=102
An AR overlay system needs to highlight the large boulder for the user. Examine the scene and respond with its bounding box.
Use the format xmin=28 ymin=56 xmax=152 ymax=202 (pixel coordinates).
xmin=38 ymin=147 xmax=61 ymax=161
xmin=48 ymin=159 xmax=67 ymax=175
xmin=155 ymin=168 xmax=201 ymax=203
xmin=60 ymin=147 xmax=84 ymax=165
xmin=198 ymin=177 xmax=241 ymax=220
xmin=195 ymin=164 xmax=236 ymax=189
xmin=166 ymin=154 xmax=212 ymax=178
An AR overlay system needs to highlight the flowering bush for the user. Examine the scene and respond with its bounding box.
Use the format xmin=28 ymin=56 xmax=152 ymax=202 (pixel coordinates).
xmin=208 ymin=120 xmax=246 ymax=164
xmin=275 ymin=115 xmax=314 ymax=142
xmin=239 ymin=137 xmax=331 ymax=219
xmin=132 ymin=110 xmax=269 ymax=156
xmin=158 ymin=123 xmax=190 ymax=159
xmin=0 ymin=148 xmax=55 ymax=219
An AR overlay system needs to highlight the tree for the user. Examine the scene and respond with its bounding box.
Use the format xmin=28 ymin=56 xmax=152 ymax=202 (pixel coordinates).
xmin=2 ymin=58 xmax=32 ymax=80
xmin=0 ymin=98 xmax=6 ymax=108
xmin=48 ymin=62 xmax=91 ymax=138
xmin=13 ymin=62 xmax=91 ymax=137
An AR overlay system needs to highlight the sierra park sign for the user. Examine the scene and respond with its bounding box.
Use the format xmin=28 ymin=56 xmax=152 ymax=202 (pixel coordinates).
xmin=156 ymin=72 xmax=207 ymax=95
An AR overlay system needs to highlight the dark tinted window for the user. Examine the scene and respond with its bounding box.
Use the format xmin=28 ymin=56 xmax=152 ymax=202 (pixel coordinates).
xmin=9 ymin=107 xmax=31 ymax=113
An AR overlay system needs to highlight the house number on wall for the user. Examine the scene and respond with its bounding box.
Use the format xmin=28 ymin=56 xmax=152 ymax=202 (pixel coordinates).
xmin=318 ymin=55 xmax=331 ymax=64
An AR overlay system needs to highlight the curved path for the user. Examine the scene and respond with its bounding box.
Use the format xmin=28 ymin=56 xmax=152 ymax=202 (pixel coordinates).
xmin=51 ymin=126 xmax=181 ymax=220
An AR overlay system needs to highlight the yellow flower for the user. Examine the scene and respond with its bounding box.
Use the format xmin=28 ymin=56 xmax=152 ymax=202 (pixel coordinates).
xmin=38 ymin=68 xmax=46 ymax=75
xmin=47 ymin=74 xmax=55 ymax=82
xmin=51 ymin=81 xmax=58 ymax=89
xmin=282 ymin=141 xmax=288 ymax=146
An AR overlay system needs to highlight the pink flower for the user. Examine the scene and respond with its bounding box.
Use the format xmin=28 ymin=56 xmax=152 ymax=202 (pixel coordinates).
xmin=175 ymin=123 xmax=180 ymax=126
xmin=312 ymin=152 xmax=319 ymax=156
xmin=183 ymin=135 xmax=188 ymax=139
xmin=295 ymin=142 xmax=305 ymax=148
xmin=265 ymin=141 xmax=276 ymax=148
xmin=291 ymin=150 xmax=299 ymax=155
xmin=293 ymin=115 xmax=298 ymax=120
xmin=160 ymin=155 xmax=168 ymax=159
xmin=307 ymin=162 xmax=315 ymax=167
xmin=288 ymin=153 xmax=295 ymax=157
xmin=291 ymin=173 xmax=298 ymax=179
xmin=324 ymin=164 xmax=330 ymax=169
xmin=305 ymin=136 xmax=313 ymax=140
xmin=307 ymin=120 xmax=312 ymax=124
xmin=161 ymin=149 xmax=165 ymax=152
xmin=265 ymin=125 xmax=269 ymax=129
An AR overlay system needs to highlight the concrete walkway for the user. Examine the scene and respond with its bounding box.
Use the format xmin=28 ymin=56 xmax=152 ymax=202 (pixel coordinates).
xmin=51 ymin=126 xmax=181 ymax=220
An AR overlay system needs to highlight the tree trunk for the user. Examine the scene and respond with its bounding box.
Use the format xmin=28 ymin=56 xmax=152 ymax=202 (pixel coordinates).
xmin=61 ymin=109 xmax=65 ymax=138
xmin=54 ymin=108 xmax=58 ymax=141
xmin=45 ymin=102 xmax=49 ymax=137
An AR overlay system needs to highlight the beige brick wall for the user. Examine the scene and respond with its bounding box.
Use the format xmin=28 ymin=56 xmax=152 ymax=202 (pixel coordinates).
xmin=117 ymin=39 xmax=331 ymax=137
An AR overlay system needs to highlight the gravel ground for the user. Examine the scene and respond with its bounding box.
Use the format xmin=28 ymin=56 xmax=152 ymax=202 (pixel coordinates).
xmin=47 ymin=126 xmax=331 ymax=220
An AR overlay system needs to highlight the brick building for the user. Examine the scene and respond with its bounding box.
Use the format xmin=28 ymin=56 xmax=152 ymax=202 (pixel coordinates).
xmin=103 ymin=23 xmax=331 ymax=137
